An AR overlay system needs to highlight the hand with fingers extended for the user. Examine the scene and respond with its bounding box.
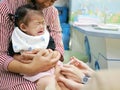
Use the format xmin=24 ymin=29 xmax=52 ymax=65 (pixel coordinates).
xmin=69 ymin=56 xmax=94 ymax=77
xmin=60 ymin=64 xmax=85 ymax=83
xmin=58 ymin=56 xmax=94 ymax=90
xmin=59 ymin=76 xmax=84 ymax=90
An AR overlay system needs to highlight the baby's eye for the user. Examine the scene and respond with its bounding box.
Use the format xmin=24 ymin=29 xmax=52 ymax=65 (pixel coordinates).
xmin=36 ymin=22 xmax=41 ymax=24
xmin=38 ymin=21 xmax=45 ymax=25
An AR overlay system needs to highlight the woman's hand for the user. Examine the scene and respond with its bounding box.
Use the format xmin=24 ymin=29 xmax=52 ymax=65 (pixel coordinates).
xmin=8 ymin=49 xmax=60 ymax=75
xmin=24 ymin=49 xmax=60 ymax=76
xmin=52 ymin=50 xmax=60 ymax=58
xmin=54 ymin=50 xmax=64 ymax=62
xmin=13 ymin=49 xmax=40 ymax=64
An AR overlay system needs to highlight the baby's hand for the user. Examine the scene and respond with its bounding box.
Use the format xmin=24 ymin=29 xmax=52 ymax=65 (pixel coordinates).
xmin=52 ymin=51 xmax=60 ymax=58
xmin=42 ymin=49 xmax=53 ymax=56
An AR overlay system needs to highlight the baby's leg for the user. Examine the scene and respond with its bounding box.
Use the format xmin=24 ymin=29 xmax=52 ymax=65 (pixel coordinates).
xmin=36 ymin=75 xmax=61 ymax=90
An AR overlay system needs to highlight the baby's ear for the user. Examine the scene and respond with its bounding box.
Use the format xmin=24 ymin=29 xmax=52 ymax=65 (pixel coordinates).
xmin=20 ymin=23 xmax=27 ymax=32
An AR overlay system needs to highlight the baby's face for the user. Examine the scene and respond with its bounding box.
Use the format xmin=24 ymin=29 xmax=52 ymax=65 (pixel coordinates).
xmin=24 ymin=14 xmax=45 ymax=36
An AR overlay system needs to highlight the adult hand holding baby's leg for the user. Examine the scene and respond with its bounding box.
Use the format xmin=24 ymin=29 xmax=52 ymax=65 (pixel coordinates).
xmin=69 ymin=56 xmax=94 ymax=77
xmin=24 ymin=49 xmax=60 ymax=76
xmin=60 ymin=64 xmax=85 ymax=83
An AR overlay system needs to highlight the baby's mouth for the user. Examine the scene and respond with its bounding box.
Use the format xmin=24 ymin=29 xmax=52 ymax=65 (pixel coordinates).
xmin=38 ymin=30 xmax=44 ymax=35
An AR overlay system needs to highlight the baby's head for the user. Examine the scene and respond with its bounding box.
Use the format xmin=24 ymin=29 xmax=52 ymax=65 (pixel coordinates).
xmin=10 ymin=3 xmax=46 ymax=36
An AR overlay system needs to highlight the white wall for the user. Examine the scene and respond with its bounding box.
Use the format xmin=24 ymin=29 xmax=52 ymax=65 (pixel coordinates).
xmin=54 ymin=0 xmax=69 ymax=7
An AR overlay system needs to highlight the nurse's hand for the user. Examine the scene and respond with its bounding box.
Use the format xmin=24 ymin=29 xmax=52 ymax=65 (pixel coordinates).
xmin=69 ymin=56 xmax=94 ymax=77
xmin=60 ymin=64 xmax=85 ymax=83
xmin=59 ymin=76 xmax=83 ymax=90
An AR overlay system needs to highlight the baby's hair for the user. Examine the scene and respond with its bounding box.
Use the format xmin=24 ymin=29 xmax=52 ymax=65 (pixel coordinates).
xmin=31 ymin=0 xmax=36 ymax=5
xmin=8 ymin=3 xmax=43 ymax=27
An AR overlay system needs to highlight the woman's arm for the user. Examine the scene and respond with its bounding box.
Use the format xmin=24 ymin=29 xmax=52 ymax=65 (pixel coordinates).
xmin=43 ymin=6 xmax=64 ymax=61
xmin=0 ymin=0 xmax=27 ymax=71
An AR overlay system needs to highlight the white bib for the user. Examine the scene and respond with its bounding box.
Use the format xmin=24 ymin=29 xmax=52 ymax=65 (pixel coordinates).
xmin=12 ymin=27 xmax=50 ymax=52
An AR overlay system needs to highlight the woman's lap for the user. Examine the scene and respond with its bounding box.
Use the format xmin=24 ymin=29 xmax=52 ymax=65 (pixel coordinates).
xmin=0 ymin=71 xmax=36 ymax=90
